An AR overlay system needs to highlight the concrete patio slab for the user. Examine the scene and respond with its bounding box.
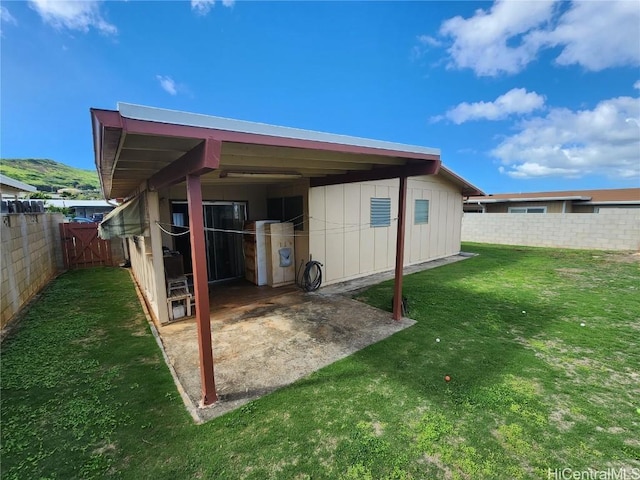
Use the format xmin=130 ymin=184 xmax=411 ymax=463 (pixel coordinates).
xmin=149 ymin=253 xmax=471 ymax=423
xmin=158 ymin=291 xmax=414 ymax=422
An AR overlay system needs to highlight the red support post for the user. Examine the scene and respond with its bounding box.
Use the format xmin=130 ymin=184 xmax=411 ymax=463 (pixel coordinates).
xmin=186 ymin=174 xmax=218 ymax=405
xmin=393 ymin=175 xmax=408 ymax=321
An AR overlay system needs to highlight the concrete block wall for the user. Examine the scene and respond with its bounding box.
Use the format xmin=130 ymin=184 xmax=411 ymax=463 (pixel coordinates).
xmin=461 ymin=212 xmax=640 ymax=251
xmin=1 ymin=213 xmax=65 ymax=330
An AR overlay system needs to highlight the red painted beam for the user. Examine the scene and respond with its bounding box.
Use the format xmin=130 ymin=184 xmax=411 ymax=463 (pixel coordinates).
xmin=309 ymin=160 xmax=440 ymax=188
xmin=148 ymin=138 xmax=221 ymax=191
xmin=393 ymin=175 xmax=408 ymax=321
xmin=186 ymin=174 xmax=218 ymax=406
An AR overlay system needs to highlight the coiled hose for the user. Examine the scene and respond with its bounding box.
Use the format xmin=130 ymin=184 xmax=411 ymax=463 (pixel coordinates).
xmin=298 ymin=260 xmax=323 ymax=292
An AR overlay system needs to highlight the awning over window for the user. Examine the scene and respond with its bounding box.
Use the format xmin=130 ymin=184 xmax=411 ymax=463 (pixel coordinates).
xmin=98 ymin=194 xmax=148 ymax=240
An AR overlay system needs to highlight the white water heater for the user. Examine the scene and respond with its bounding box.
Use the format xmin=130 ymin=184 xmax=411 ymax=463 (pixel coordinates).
xmin=265 ymin=222 xmax=295 ymax=287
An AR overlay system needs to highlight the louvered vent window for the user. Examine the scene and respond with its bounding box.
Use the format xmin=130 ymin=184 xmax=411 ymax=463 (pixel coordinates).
xmin=370 ymin=198 xmax=391 ymax=227
xmin=415 ymin=199 xmax=430 ymax=224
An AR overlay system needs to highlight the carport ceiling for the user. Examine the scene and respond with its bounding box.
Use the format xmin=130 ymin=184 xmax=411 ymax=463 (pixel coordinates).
xmin=114 ymin=135 xmax=412 ymax=190
xmin=92 ymin=103 xmax=444 ymax=199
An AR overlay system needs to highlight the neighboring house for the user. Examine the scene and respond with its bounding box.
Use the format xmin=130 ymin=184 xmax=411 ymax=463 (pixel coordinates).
xmin=0 ymin=174 xmax=41 ymax=213
xmin=45 ymin=199 xmax=115 ymax=219
xmin=91 ymin=103 xmax=483 ymax=404
xmin=0 ymin=173 xmax=37 ymax=199
xmin=464 ymin=188 xmax=640 ymax=214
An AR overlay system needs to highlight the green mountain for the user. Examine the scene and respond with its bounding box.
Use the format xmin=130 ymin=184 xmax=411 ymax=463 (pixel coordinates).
xmin=0 ymin=159 xmax=100 ymax=193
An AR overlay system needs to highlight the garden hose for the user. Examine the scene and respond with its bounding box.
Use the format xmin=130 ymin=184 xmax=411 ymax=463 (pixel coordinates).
xmin=300 ymin=260 xmax=323 ymax=292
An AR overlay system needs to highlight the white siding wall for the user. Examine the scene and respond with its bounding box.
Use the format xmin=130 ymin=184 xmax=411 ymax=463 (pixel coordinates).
xmin=309 ymin=175 xmax=462 ymax=286
xmin=127 ymin=190 xmax=169 ymax=324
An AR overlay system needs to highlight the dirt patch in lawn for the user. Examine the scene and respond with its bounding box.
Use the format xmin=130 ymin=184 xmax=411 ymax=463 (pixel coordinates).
xmin=598 ymin=252 xmax=640 ymax=264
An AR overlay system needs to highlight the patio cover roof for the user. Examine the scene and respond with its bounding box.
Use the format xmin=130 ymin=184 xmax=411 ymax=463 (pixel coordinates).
xmin=91 ymin=103 xmax=483 ymax=199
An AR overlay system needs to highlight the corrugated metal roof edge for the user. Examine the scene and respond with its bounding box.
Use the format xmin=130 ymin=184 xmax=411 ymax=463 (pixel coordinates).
xmin=117 ymin=102 xmax=441 ymax=157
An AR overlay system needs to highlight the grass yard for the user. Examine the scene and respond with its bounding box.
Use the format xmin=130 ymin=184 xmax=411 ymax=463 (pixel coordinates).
xmin=1 ymin=244 xmax=639 ymax=479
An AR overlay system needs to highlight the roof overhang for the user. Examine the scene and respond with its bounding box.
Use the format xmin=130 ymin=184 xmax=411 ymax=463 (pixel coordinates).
xmin=91 ymin=104 xmax=484 ymax=199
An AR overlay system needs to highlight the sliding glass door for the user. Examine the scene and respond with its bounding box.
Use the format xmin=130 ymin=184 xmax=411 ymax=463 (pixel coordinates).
xmin=171 ymin=201 xmax=247 ymax=282
xmin=204 ymin=202 xmax=246 ymax=281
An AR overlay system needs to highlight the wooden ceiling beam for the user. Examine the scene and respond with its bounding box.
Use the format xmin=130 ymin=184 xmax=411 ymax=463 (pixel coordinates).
xmin=148 ymin=138 xmax=221 ymax=191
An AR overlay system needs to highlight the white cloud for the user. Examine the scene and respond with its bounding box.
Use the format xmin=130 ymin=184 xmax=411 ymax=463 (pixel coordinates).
xmin=412 ymin=34 xmax=444 ymax=60
xmin=634 ymin=80 xmax=640 ymax=90
xmin=441 ymin=88 xmax=545 ymax=124
xmin=29 ymin=0 xmax=117 ymax=35
xmin=417 ymin=34 xmax=442 ymax=48
xmin=156 ymin=75 xmax=178 ymax=95
xmin=435 ymin=0 xmax=640 ymax=76
xmin=191 ymin=0 xmax=214 ymax=15
xmin=492 ymin=95 xmax=640 ymax=180
xmin=1 ymin=6 xmax=17 ymax=25
xmin=439 ymin=0 xmax=556 ymax=76
xmin=535 ymin=0 xmax=640 ymax=71
xmin=191 ymin=0 xmax=234 ymax=16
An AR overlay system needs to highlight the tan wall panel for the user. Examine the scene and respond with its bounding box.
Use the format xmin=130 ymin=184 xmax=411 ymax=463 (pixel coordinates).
xmin=324 ymin=184 xmax=345 ymax=282
xmin=308 ymin=187 xmax=326 ymax=266
xmin=449 ymin=191 xmax=460 ymax=254
xmin=307 ymin=174 xmax=463 ymax=286
xmin=359 ymin=184 xmax=376 ymax=273
xmin=344 ymin=186 xmax=361 ymax=278
xmin=419 ymin=189 xmax=433 ymax=261
xmin=404 ymin=186 xmax=422 ymax=262
xmin=374 ymin=184 xmax=391 ymax=272
xmin=387 ymin=185 xmax=399 ymax=268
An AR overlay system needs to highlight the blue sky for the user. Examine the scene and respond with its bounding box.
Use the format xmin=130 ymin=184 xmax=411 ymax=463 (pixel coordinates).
xmin=1 ymin=0 xmax=639 ymax=194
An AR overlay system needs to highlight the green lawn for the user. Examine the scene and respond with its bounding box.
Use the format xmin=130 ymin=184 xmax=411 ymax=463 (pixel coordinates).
xmin=1 ymin=244 xmax=639 ymax=479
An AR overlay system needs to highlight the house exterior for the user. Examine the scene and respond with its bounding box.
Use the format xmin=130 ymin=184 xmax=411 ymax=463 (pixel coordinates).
xmin=0 ymin=173 xmax=37 ymax=198
xmin=91 ymin=103 xmax=482 ymax=404
xmin=0 ymin=174 xmax=44 ymax=214
xmin=464 ymin=188 xmax=640 ymax=214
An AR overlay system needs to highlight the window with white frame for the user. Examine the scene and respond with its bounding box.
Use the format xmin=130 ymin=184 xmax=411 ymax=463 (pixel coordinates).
xmin=508 ymin=206 xmax=547 ymax=213
xmin=370 ymin=198 xmax=391 ymax=227
xmin=415 ymin=199 xmax=429 ymax=224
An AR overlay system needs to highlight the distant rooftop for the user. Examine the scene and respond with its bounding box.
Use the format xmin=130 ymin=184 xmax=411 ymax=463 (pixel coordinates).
xmin=0 ymin=173 xmax=37 ymax=195
xmin=45 ymin=199 xmax=114 ymax=208
xmin=466 ymin=188 xmax=640 ymax=204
